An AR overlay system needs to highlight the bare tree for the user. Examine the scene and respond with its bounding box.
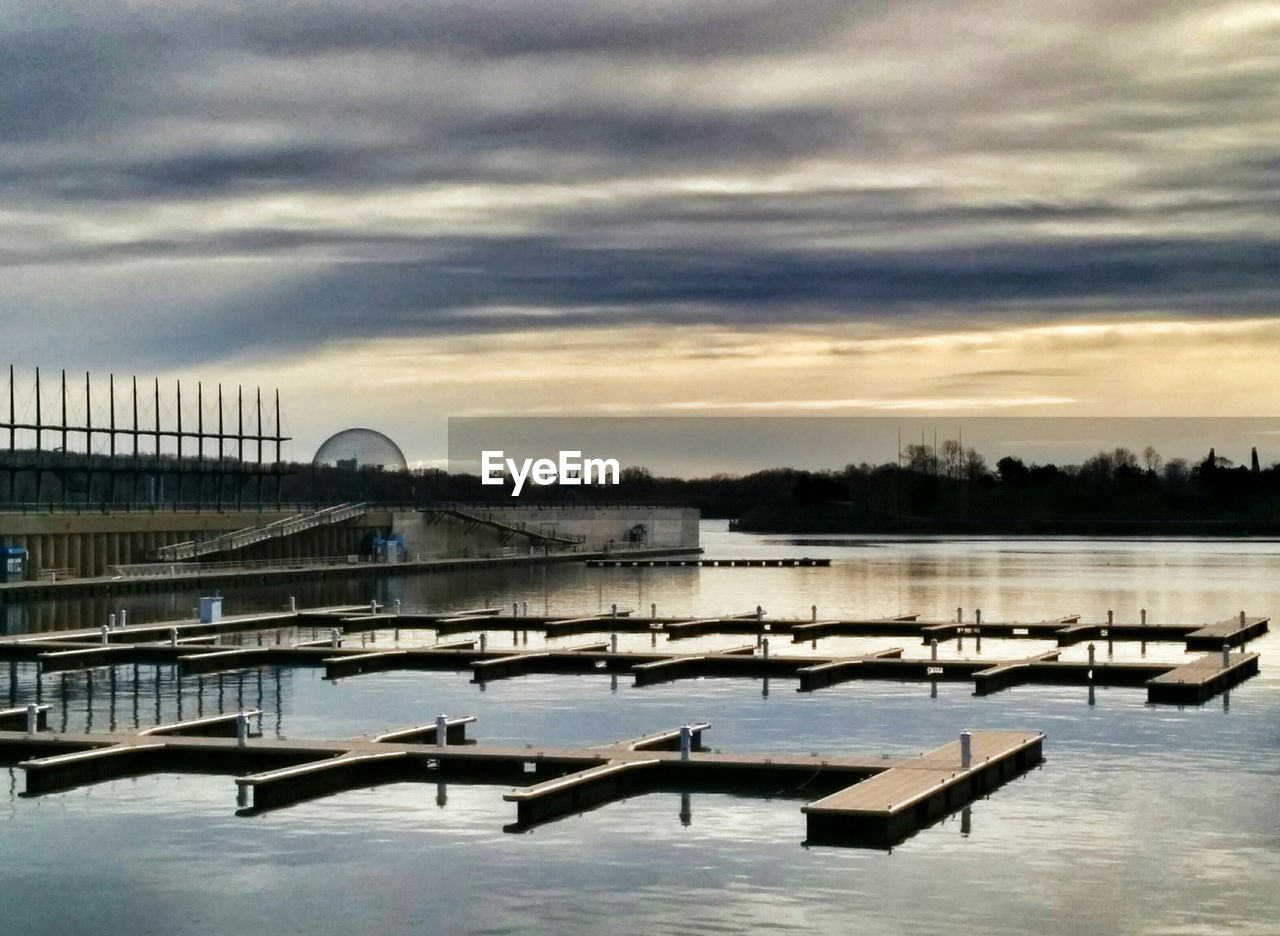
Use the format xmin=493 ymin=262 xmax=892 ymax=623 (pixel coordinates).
xmin=1142 ymin=445 xmax=1163 ymax=473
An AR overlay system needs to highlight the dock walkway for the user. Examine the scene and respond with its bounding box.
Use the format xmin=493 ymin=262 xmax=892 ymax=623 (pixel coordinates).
xmin=0 ymin=716 xmax=1043 ymax=849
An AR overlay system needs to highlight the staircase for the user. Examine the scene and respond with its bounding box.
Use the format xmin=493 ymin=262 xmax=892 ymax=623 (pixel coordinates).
xmin=155 ymin=502 xmax=369 ymax=562
xmin=426 ymin=505 xmax=586 ymax=548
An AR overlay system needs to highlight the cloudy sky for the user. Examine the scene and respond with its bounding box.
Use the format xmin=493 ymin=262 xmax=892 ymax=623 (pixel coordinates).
xmin=2 ymin=1 xmax=1278 ymax=464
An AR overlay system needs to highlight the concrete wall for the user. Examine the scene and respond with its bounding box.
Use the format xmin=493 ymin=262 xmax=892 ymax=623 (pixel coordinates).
xmin=394 ymin=506 xmax=699 ymax=559
xmin=0 ymin=508 xmax=393 ymax=578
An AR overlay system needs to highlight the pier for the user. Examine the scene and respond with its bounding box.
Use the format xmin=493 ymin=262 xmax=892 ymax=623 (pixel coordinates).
xmin=0 ymin=605 xmax=1262 ymax=704
xmin=0 ymin=714 xmax=1044 ymax=848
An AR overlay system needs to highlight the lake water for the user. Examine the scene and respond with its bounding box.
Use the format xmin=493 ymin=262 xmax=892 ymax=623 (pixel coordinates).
xmin=2 ymin=521 xmax=1278 ymax=935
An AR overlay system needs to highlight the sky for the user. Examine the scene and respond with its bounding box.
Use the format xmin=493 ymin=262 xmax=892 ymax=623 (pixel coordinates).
xmin=2 ymin=1 xmax=1279 ymax=467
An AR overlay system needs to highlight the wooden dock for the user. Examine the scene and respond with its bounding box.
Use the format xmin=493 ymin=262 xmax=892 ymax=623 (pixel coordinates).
xmin=0 ymin=716 xmax=1043 ymax=849
xmin=0 ymin=606 xmax=1262 ymax=704
xmin=803 ymin=730 xmax=1043 ymax=848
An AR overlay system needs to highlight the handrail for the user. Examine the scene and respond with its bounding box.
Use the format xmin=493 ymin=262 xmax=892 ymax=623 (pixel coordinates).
xmin=155 ymin=502 xmax=369 ymax=561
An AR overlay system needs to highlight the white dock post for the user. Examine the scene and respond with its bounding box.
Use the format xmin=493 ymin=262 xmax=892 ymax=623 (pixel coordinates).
xmin=480 ymin=633 xmax=488 ymax=652
xmin=931 ymin=638 xmax=938 ymax=660
xmin=101 ymin=624 xmax=109 ymax=645
xmin=395 ymin=600 xmax=402 ymax=615
xmin=369 ymin=599 xmax=377 ymax=615
xmin=436 ymin=714 xmax=448 ymax=747
xmin=1140 ymin=608 xmax=1146 ymax=625
xmin=762 ymin=638 xmax=769 ymax=661
xmin=1223 ymin=641 xmax=1230 ymax=669
xmin=170 ymin=627 xmax=178 ymax=648
xmin=679 ymin=724 xmax=692 ymax=760
xmin=26 ymin=702 xmax=39 ymax=734
xmin=108 ymin=613 xmax=116 ymax=631
xmin=812 ymin=605 xmax=818 ymax=622
xmin=957 ymin=607 xmax=963 ymax=623
xmin=610 ymin=633 xmax=618 ymax=654
xmin=289 ymin=596 xmax=296 ymax=612
xmin=513 ymin=602 xmax=519 ymax=617
xmin=330 ymin=628 xmax=341 ymax=649
xmin=522 ymin=601 xmax=528 ymax=616
xmin=236 ymin=712 xmax=249 ymax=747
xmin=611 ymin=603 xmax=617 ymax=620
xmin=119 ymin=610 xmax=127 ymax=629
xmin=960 ymin=730 xmax=972 ymax=769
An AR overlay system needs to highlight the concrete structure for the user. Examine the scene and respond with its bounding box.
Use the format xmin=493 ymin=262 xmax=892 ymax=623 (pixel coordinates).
xmin=397 ymin=506 xmax=699 ymax=559
xmin=0 ymin=504 xmax=700 ymax=581
xmin=0 ymin=508 xmax=391 ymax=579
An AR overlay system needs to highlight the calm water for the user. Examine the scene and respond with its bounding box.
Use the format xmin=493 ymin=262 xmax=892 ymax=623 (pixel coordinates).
xmin=2 ymin=521 xmax=1278 ymax=935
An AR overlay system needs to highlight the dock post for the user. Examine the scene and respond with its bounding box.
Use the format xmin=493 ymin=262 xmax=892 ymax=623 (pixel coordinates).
xmin=1223 ymin=642 xmax=1230 ymax=668
xmin=170 ymin=627 xmax=178 ymax=648
xmin=513 ymin=602 xmax=519 ymax=617
xmin=812 ymin=605 xmax=818 ymax=622
xmin=1108 ymin=610 xmax=1114 ymax=626
xmin=108 ymin=613 xmax=116 ymax=631
xmin=679 ymin=724 xmax=691 ymax=761
xmin=1141 ymin=608 xmax=1146 ymax=625
xmin=395 ymin=600 xmax=402 ymax=615
xmin=26 ymin=702 xmax=39 ymax=734
xmin=369 ymin=600 xmax=376 ymax=615
xmin=756 ymin=605 xmax=763 ymax=622
xmin=236 ymin=711 xmax=248 ymax=747
xmin=289 ymin=596 xmax=296 ymax=612
xmin=480 ymin=633 xmax=488 ymax=652
xmin=960 ymin=730 xmax=972 ymax=769
xmin=610 ymin=634 xmax=618 ymax=654
xmin=1088 ymin=643 xmax=1095 ymax=667
xmin=957 ymin=607 xmax=962 ymax=623
xmin=101 ymin=624 xmax=109 ymax=645
xmin=762 ymin=638 xmax=769 ymax=661
xmin=522 ymin=601 xmax=528 ymax=617
xmin=330 ymin=628 xmax=341 ymax=649
xmin=1240 ymin=610 xmax=1246 ymax=627
xmin=651 ymin=603 xmax=657 ymax=619
xmin=931 ymin=638 xmax=938 ymax=661
xmin=611 ymin=604 xmax=617 ymax=620
xmin=975 ymin=609 xmax=981 ymax=627
xmin=435 ymin=714 xmax=448 ymax=747
xmin=119 ymin=610 xmax=127 ymax=629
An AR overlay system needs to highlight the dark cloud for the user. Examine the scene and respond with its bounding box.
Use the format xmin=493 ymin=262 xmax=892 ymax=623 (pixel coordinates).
xmin=1 ymin=0 xmax=1278 ymax=370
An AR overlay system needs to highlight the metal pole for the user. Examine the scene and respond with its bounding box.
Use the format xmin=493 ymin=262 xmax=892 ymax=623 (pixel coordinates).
xmin=236 ymin=711 xmax=248 ymax=746
xmin=436 ymin=714 xmax=448 ymax=747
xmin=960 ymin=730 xmax=972 ymax=769
xmin=679 ymin=724 xmax=691 ymax=760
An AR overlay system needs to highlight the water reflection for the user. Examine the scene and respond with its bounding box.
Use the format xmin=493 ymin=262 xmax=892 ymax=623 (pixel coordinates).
xmin=1 ymin=527 xmax=1279 ymax=935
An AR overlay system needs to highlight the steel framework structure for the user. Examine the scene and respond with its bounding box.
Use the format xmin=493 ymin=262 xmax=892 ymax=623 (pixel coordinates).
xmin=1 ymin=365 xmax=292 ymax=510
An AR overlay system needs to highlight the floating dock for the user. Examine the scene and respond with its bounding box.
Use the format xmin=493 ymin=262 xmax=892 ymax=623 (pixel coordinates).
xmin=0 ymin=605 xmax=1261 ymax=704
xmin=0 ymin=715 xmax=1044 ymax=849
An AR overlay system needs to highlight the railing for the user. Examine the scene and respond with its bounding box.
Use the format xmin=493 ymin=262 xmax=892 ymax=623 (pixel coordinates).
xmin=429 ymin=505 xmax=587 ymax=546
xmin=155 ymin=502 xmax=370 ymax=561
xmin=110 ymin=555 xmax=375 ymax=577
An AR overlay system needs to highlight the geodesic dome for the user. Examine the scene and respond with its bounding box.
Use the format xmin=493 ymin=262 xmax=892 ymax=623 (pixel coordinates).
xmin=313 ymin=428 xmax=408 ymax=472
